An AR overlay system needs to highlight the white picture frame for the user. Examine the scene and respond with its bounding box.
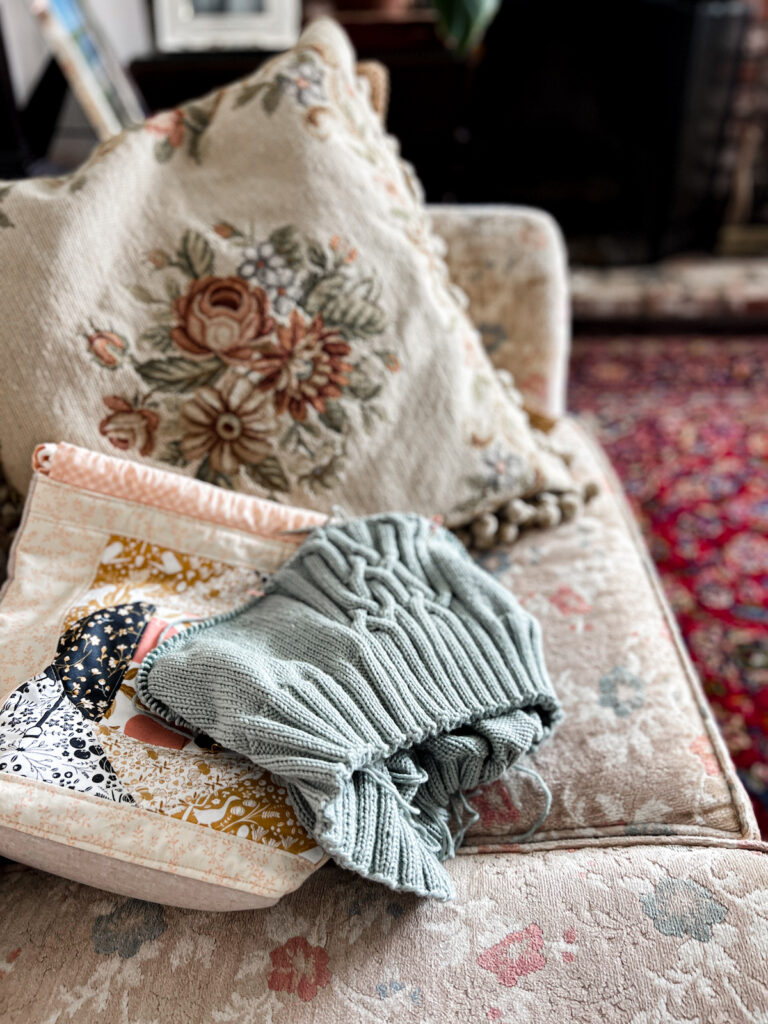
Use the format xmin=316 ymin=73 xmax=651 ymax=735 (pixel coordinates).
xmin=30 ymin=0 xmax=146 ymax=141
xmin=153 ymin=0 xmax=301 ymax=53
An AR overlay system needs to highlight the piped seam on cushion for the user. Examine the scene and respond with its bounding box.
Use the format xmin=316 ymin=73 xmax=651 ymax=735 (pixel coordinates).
xmin=33 ymin=442 xmax=326 ymax=542
xmin=0 ymin=774 xmax=323 ymax=895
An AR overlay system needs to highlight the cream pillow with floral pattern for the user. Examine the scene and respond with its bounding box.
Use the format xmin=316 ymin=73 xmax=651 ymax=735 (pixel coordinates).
xmin=0 ymin=18 xmax=583 ymax=545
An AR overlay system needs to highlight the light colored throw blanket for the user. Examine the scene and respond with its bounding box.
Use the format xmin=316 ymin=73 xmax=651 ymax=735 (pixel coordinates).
xmin=136 ymin=514 xmax=561 ymax=899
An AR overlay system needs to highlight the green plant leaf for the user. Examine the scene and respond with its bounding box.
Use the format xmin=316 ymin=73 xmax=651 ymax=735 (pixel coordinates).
xmin=247 ymin=455 xmax=289 ymax=493
xmin=177 ymin=229 xmax=215 ymax=278
xmin=135 ymin=356 xmax=223 ymax=392
xmin=319 ymin=401 xmax=347 ymax=433
xmin=431 ymin=0 xmax=501 ymax=56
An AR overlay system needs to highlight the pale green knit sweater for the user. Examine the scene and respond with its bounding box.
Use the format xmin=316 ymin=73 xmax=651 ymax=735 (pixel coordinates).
xmin=136 ymin=513 xmax=561 ymax=900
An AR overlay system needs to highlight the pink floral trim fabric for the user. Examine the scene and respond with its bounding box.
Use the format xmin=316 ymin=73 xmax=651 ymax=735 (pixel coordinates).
xmin=35 ymin=442 xmax=326 ymax=540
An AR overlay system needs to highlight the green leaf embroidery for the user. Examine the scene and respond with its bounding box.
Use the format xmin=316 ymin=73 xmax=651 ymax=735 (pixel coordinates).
xmin=247 ymin=455 xmax=290 ymax=494
xmin=165 ymin=277 xmax=182 ymax=302
xmin=135 ymin=356 xmax=223 ymax=392
xmin=318 ymin=401 xmax=347 ymax=434
xmin=303 ymin=273 xmax=345 ymax=313
xmin=235 ymin=81 xmax=268 ymax=108
xmin=0 ymin=210 xmax=13 ymax=229
xmin=154 ymin=138 xmax=174 ymax=164
xmin=306 ymin=240 xmax=328 ymax=270
xmin=139 ymin=324 xmax=175 ymax=353
xmin=269 ymin=225 xmax=303 ymax=269
xmin=69 ymin=176 xmax=87 ymax=193
xmin=361 ymin=404 xmax=384 ymax=434
xmin=187 ymin=130 xmax=204 ymax=165
xmin=195 ymin=455 xmax=232 ymax=488
xmin=348 ymin=370 xmax=382 ymax=402
xmin=185 ymin=104 xmax=211 ymax=131
xmin=304 ymin=275 xmax=387 ymax=338
xmin=177 ymin=230 xmax=215 ymax=278
xmin=129 ymin=285 xmax=163 ymax=305
xmin=162 ymin=439 xmax=186 ymax=467
xmin=262 ymin=76 xmax=288 ymax=115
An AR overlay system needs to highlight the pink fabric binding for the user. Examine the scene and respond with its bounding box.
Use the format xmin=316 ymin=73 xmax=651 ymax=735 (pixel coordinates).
xmin=32 ymin=443 xmax=326 ymax=541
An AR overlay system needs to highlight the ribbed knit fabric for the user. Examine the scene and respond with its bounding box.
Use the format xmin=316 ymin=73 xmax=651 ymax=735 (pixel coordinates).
xmin=136 ymin=514 xmax=562 ymax=900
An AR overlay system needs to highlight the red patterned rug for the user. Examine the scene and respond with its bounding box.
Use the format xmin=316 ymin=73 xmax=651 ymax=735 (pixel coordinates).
xmin=570 ymin=337 xmax=768 ymax=836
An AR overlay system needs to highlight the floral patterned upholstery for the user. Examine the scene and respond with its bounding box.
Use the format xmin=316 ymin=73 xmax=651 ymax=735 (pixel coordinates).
xmin=2 ymin=840 xmax=766 ymax=1021
xmin=2 ymin=203 xmax=766 ymax=1020
xmin=431 ymin=204 xmax=570 ymax=422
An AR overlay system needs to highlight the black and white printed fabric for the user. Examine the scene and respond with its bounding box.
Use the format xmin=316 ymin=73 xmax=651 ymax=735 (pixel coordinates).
xmin=0 ymin=670 xmax=135 ymax=803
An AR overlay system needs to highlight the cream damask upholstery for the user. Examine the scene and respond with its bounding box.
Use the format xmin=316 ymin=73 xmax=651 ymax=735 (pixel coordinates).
xmin=1 ymin=207 xmax=766 ymax=1024
xmin=431 ymin=204 xmax=570 ymax=423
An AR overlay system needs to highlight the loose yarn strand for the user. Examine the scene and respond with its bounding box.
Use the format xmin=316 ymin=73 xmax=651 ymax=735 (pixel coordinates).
xmin=501 ymin=764 xmax=553 ymax=845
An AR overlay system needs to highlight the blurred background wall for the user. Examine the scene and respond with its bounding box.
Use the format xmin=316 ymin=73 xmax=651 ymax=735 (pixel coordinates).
xmin=3 ymin=0 xmax=768 ymax=271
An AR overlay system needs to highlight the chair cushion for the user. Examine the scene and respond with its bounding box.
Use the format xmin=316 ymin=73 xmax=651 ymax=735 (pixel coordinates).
xmin=460 ymin=418 xmax=758 ymax=850
xmin=1 ymin=839 xmax=766 ymax=1023
xmin=0 ymin=419 xmax=758 ymax=913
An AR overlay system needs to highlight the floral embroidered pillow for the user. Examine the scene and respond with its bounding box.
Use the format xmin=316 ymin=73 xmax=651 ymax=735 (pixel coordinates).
xmin=0 ymin=18 xmax=583 ymax=544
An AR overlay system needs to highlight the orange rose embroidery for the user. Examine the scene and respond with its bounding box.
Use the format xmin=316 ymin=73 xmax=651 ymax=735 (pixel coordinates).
xmin=99 ymin=397 xmax=159 ymax=457
xmin=88 ymin=331 xmax=126 ymax=368
xmin=171 ymin=275 xmax=274 ymax=364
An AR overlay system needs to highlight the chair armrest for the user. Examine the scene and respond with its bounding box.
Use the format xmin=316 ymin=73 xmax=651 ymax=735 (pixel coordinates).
xmin=428 ymin=204 xmax=570 ymax=421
